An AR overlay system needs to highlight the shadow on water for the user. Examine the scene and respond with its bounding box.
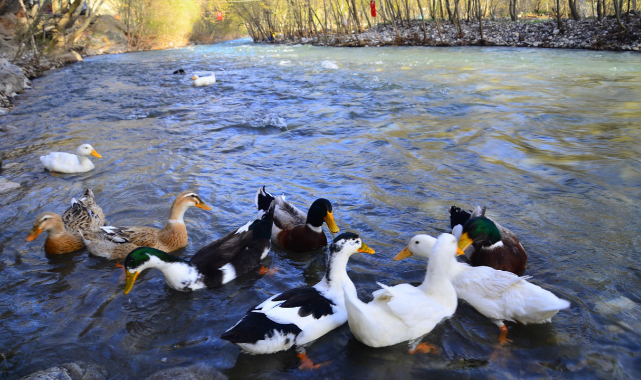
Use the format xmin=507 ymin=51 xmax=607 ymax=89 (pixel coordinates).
xmin=1 ymin=40 xmax=641 ymax=378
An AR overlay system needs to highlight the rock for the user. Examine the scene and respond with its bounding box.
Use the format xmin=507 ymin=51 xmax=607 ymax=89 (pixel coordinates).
xmin=553 ymin=29 xmax=560 ymax=35
xmin=78 ymin=15 xmax=128 ymax=56
xmin=145 ymin=363 xmax=227 ymax=380
xmin=19 ymin=361 xmax=107 ymax=380
xmin=0 ymin=57 xmax=26 ymax=107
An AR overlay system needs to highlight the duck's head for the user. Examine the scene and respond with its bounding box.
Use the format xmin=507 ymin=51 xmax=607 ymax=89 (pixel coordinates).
xmin=123 ymin=247 xmax=184 ymax=294
xmin=25 ymin=212 xmax=63 ymax=241
xmin=328 ymin=232 xmax=374 ymax=260
xmin=307 ymin=198 xmax=340 ymax=233
xmin=395 ymin=230 xmax=465 ymax=261
xmin=172 ymin=191 xmax=212 ymax=212
xmin=458 ymin=216 xmax=501 ymax=251
xmin=77 ymin=144 xmax=102 ymax=158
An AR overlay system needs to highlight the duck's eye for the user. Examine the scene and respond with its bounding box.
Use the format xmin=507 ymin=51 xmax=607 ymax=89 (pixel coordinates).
xmin=415 ymin=241 xmax=419 ymax=244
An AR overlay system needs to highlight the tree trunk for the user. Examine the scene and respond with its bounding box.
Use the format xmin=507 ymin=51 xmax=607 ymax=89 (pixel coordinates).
xmin=509 ymin=0 xmax=518 ymax=21
xmin=53 ymin=0 xmax=83 ymax=46
xmin=66 ymin=0 xmax=107 ymax=50
xmin=567 ymin=0 xmax=581 ymax=20
xmin=477 ymin=0 xmax=483 ymax=41
xmin=596 ymin=0 xmax=602 ymax=21
xmin=556 ymin=0 xmax=561 ymax=29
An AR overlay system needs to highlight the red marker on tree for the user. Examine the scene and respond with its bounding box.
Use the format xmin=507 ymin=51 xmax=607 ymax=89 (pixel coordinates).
xmin=217 ymin=12 xmax=223 ymax=21
xmin=370 ymin=1 xmax=376 ymax=17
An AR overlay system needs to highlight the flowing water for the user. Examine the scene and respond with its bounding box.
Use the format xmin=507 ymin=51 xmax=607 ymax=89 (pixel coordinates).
xmin=1 ymin=39 xmax=640 ymax=379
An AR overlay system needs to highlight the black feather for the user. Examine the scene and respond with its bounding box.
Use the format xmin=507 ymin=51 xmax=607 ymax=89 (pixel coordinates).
xmin=449 ymin=206 xmax=472 ymax=229
xmin=272 ymin=287 xmax=335 ymax=319
xmin=221 ymin=311 xmax=302 ymax=344
xmin=257 ymin=186 xmax=275 ymax=212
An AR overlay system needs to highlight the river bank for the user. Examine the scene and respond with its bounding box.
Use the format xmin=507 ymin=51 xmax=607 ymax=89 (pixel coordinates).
xmin=289 ymin=14 xmax=641 ymax=52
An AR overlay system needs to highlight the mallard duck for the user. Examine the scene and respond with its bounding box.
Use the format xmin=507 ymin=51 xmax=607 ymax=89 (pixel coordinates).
xmin=79 ymin=191 xmax=210 ymax=260
xmin=122 ymin=206 xmax=275 ymax=293
xmin=342 ymin=233 xmax=459 ymax=352
xmin=395 ymin=226 xmax=570 ymax=344
xmin=255 ymin=186 xmax=340 ymax=253
xmin=193 ymin=74 xmax=216 ymax=86
xmin=25 ymin=189 xmax=106 ymax=254
xmin=221 ymin=232 xmax=374 ymax=369
xmin=450 ymin=205 xmax=527 ymax=275
xmin=40 ymin=144 xmax=102 ymax=173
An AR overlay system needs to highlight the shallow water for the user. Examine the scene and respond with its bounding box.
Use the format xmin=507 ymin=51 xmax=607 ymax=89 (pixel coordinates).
xmin=1 ymin=39 xmax=641 ymax=379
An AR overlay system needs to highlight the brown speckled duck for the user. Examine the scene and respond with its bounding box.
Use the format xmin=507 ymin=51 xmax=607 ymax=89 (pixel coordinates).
xmin=255 ymin=186 xmax=340 ymax=253
xmin=450 ymin=205 xmax=528 ymax=276
xmin=25 ymin=189 xmax=106 ymax=254
xmin=79 ymin=191 xmax=211 ymax=260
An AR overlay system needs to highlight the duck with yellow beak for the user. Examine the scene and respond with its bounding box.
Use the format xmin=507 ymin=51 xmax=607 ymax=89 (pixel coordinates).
xmin=254 ymin=186 xmax=340 ymax=253
xmin=222 ymin=232 xmax=374 ymax=370
xmin=40 ymin=143 xmax=102 ymax=173
xmin=395 ymin=225 xmax=569 ymax=345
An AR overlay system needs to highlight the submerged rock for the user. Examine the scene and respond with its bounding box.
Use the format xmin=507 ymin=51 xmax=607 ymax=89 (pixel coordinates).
xmin=0 ymin=57 xmax=28 ymax=109
xmin=19 ymin=361 xmax=108 ymax=380
xmin=0 ymin=177 xmax=20 ymax=193
xmin=145 ymin=363 xmax=227 ymax=380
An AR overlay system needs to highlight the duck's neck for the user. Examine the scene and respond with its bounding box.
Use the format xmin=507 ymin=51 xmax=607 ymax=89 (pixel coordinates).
xmin=418 ymin=254 xmax=457 ymax=311
xmin=160 ymin=203 xmax=190 ymax=247
xmin=316 ymin=252 xmax=354 ymax=301
xmin=77 ymin=154 xmax=90 ymax=164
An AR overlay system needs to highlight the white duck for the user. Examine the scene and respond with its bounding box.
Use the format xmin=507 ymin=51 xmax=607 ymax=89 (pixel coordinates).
xmin=192 ymin=74 xmax=216 ymax=87
xmin=40 ymin=144 xmax=102 ymax=173
xmin=394 ymin=225 xmax=571 ymax=344
xmin=221 ymin=232 xmax=374 ymax=369
xmin=343 ymin=233 xmax=460 ymax=352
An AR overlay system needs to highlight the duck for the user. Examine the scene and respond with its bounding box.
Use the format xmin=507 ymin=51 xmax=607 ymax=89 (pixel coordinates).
xmin=173 ymin=69 xmax=186 ymax=74
xmin=221 ymin=232 xmax=374 ymax=369
xmin=79 ymin=191 xmax=210 ymax=260
xmin=193 ymin=74 xmax=216 ymax=86
xmin=255 ymin=186 xmax=340 ymax=253
xmin=342 ymin=233 xmax=460 ymax=352
xmin=122 ymin=205 xmax=275 ymax=293
xmin=450 ymin=205 xmax=527 ymax=275
xmin=25 ymin=189 xmax=106 ymax=254
xmin=394 ymin=226 xmax=571 ymax=344
xmin=40 ymin=144 xmax=102 ymax=173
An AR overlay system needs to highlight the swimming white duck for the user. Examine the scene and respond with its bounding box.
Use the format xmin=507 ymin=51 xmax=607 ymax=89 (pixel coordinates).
xmin=40 ymin=144 xmax=102 ymax=173
xmin=192 ymin=74 xmax=216 ymax=86
xmin=395 ymin=225 xmax=571 ymax=344
xmin=343 ymin=232 xmax=460 ymax=352
xmin=221 ymin=232 xmax=374 ymax=369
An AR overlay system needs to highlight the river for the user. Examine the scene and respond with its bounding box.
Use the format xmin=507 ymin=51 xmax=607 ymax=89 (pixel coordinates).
xmin=1 ymin=39 xmax=640 ymax=379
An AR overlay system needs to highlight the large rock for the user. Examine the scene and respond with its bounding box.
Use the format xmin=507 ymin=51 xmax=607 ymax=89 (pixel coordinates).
xmin=0 ymin=57 xmax=27 ymax=108
xmin=0 ymin=0 xmax=21 ymax=16
xmin=78 ymin=15 xmax=128 ymax=55
xmin=19 ymin=361 xmax=108 ymax=380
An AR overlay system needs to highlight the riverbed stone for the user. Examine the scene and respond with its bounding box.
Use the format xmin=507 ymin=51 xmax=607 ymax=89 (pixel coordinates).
xmin=0 ymin=57 xmax=26 ymax=108
xmin=145 ymin=363 xmax=227 ymax=380
xmin=19 ymin=361 xmax=107 ymax=380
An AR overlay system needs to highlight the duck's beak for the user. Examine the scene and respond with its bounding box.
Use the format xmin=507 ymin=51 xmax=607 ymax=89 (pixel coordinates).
xmin=90 ymin=149 xmax=102 ymax=158
xmin=124 ymin=271 xmax=139 ymax=295
xmin=192 ymin=75 xmax=197 ymax=80
xmin=458 ymin=232 xmax=473 ymax=254
xmin=393 ymin=246 xmax=412 ymax=261
xmin=196 ymin=202 xmax=211 ymax=211
xmin=358 ymin=242 xmax=375 ymax=254
xmin=323 ymin=211 xmax=340 ymax=233
xmin=25 ymin=227 xmax=42 ymax=241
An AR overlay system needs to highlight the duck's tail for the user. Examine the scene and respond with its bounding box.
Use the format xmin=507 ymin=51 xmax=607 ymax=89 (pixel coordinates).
xmin=255 ymin=186 xmax=275 ymax=213
xmin=449 ymin=206 xmax=472 ymax=229
xmin=250 ymin=200 xmax=276 ymax=240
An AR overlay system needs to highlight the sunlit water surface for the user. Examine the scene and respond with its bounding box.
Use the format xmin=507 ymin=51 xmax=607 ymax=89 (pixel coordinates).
xmin=1 ymin=39 xmax=640 ymax=379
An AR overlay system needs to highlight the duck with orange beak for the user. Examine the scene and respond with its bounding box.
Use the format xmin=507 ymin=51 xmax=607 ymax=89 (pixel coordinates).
xmin=40 ymin=144 xmax=102 ymax=173
xmin=79 ymin=191 xmax=211 ymax=260
xmin=192 ymin=74 xmax=216 ymax=86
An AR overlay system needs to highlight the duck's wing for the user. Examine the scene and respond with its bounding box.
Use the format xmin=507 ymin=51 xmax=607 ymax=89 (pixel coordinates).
xmin=449 ymin=206 xmax=472 ymax=229
xmin=61 ymin=197 xmax=94 ymax=232
xmin=40 ymin=152 xmax=79 ymax=170
xmin=375 ymin=282 xmax=446 ymax=328
xmin=257 ymin=286 xmax=336 ymax=329
xmin=79 ymin=189 xmax=106 ymax=227
xmin=272 ymin=196 xmax=306 ymax=230
xmin=454 ymin=266 xmax=529 ymax=300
